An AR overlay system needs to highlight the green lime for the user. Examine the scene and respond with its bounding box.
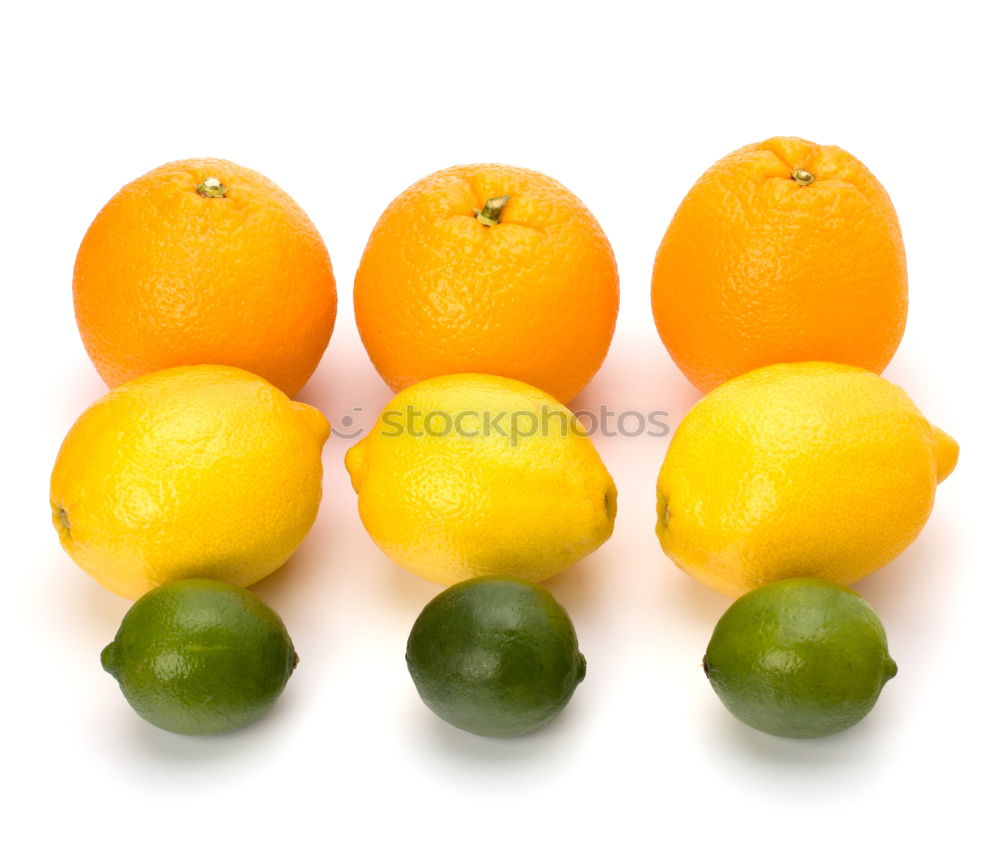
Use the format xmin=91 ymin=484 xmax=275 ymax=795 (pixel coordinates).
xmin=101 ymin=578 xmax=298 ymax=735
xmin=704 ymin=578 xmax=897 ymax=738
xmin=405 ymin=576 xmax=587 ymax=737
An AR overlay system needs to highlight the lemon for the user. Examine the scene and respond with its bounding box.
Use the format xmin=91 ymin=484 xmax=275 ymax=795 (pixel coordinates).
xmin=345 ymin=374 xmax=616 ymax=585
xmin=50 ymin=365 xmax=330 ymax=599
xmin=656 ymin=362 xmax=958 ymax=598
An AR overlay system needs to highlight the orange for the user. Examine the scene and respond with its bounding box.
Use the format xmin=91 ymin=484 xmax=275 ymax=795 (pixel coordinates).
xmin=651 ymin=137 xmax=907 ymax=393
xmin=354 ymin=164 xmax=618 ymax=404
xmin=74 ymin=158 xmax=336 ymax=398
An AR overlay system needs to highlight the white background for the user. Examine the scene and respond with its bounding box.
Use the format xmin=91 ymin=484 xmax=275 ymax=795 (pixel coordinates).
xmin=2 ymin=1 xmax=995 ymax=848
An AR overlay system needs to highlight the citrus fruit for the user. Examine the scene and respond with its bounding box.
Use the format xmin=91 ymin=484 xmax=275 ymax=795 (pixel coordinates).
xmin=74 ymin=158 xmax=336 ymax=398
xmin=354 ymin=163 xmax=618 ymax=403
xmin=406 ymin=576 xmax=586 ymax=737
xmin=651 ymin=136 xmax=907 ymax=392
xmin=101 ymin=579 xmax=298 ymax=735
xmin=51 ymin=365 xmax=330 ymax=599
xmin=345 ymin=373 xmax=616 ymax=585
xmin=703 ymin=578 xmax=897 ymax=738
xmin=656 ymin=362 xmax=958 ymax=598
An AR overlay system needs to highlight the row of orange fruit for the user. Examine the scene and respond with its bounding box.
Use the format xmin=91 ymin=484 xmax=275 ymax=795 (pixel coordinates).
xmin=73 ymin=137 xmax=907 ymax=406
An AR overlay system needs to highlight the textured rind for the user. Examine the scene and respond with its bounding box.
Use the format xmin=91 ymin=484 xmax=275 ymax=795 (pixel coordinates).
xmin=405 ymin=577 xmax=585 ymax=737
xmin=345 ymin=374 xmax=617 ymax=584
xmin=50 ymin=366 xmax=329 ymax=598
xmin=105 ymin=579 xmax=297 ymax=735
xmin=651 ymin=137 xmax=907 ymax=392
xmin=704 ymin=578 xmax=896 ymax=738
xmin=354 ymin=163 xmax=619 ymax=404
xmin=73 ymin=158 xmax=337 ymax=398
xmin=656 ymin=362 xmax=954 ymax=597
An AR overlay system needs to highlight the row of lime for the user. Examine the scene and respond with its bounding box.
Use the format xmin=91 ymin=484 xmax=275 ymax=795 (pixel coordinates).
xmin=101 ymin=571 xmax=895 ymax=740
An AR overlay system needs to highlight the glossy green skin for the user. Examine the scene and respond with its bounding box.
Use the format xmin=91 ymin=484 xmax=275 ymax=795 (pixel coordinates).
xmin=101 ymin=579 xmax=297 ymax=735
xmin=406 ymin=576 xmax=586 ymax=737
xmin=704 ymin=578 xmax=897 ymax=739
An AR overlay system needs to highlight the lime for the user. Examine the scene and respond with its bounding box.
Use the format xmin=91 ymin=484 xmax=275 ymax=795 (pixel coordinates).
xmin=101 ymin=579 xmax=298 ymax=735
xmin=703 ymin=578 xmax=897 ymax=738
xmin=405 ymin=576 xmax=586 ymax=737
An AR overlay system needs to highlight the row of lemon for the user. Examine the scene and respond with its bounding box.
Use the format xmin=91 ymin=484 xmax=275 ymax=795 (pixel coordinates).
xmin=52 ymin=363 xmax=956 ymax=605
